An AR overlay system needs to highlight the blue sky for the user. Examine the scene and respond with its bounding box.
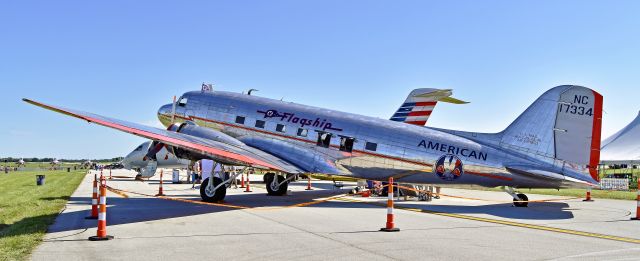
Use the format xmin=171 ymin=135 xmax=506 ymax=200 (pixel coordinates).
xmin=1 ymin=1 xmax=639 ymax=159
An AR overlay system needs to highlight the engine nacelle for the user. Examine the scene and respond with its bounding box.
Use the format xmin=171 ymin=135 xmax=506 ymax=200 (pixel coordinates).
xmin=165 ymin=122 xmax=244 ymax=164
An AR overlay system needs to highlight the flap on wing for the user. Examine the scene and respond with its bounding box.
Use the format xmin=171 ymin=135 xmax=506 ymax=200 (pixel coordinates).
xmin=505 ymin=164 xmax=565 ymax=181
xmin=23 ymin=99 xmax=303 ymax=173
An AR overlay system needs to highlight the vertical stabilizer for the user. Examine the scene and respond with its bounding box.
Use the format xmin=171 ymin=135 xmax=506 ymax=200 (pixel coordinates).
xmin=500 ymin=85 xmax=603 ymax=181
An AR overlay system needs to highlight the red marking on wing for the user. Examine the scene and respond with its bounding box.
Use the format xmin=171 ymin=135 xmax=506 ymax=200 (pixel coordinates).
xmin=23 ymin=99 xmax=282 ymax=171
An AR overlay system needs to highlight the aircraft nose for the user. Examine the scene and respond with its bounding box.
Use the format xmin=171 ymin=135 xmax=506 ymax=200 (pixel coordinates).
xmin=157 ymin=104 xmax=173 ymax=126
xmin=158 ymin=104 xmax=172 ymax=117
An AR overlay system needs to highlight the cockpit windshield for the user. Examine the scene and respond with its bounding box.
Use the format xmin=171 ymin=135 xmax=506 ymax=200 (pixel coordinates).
xmin=178 ymin=96 xmax=188 ymax=107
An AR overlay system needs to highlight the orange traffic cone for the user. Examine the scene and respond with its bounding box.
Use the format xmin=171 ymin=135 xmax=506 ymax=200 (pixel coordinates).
xmin=583 ymin=187 xmax=594 ymax=202
xmin=305 ymin=176 xmax=313 ymax=191
xmin=633 ymin=179 xmax=640 ymax=220
xmin=380 ymin=177 xmax=400 ymax=232
xmin=109 ymin=169 xmax=113 ymax=180
xmin=89 ymin=176 xmax=114 ymax=241
xmin=244 ymin=171 xmax=252 ymax=192
xmin=156 ymin=169 xmax=165 ymax=196
xmin=240 ymin=173 xmax=246 ymax=188
xmin=85 ymin=174 xmax=99 ymax=219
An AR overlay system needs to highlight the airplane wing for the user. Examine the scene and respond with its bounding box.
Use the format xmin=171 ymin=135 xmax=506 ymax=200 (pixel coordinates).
xmin=23 ymin=99 xmax=304 ymax=173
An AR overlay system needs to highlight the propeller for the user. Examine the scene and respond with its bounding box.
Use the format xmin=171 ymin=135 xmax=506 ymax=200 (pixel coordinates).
xmin=143 ymin=141 xmax=165 ymax=161
xmin=171 ymin=95 xmax=177 ymax=124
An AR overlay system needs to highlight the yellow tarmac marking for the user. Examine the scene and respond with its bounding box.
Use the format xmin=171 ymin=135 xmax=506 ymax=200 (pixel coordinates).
xmin=106 ymin=185 xmax=345 ymax=211
xmin=106 ymin=186 xmax=249 ymax=209
xmin=336 ymin=197 xmax=640 ymax=244
xmin=106 ymin=186 xmax=129 ymax=198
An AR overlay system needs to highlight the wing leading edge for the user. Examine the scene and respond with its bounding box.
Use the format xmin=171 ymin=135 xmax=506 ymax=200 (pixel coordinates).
xmin=23 ymin=98 xmax=303 ymax=173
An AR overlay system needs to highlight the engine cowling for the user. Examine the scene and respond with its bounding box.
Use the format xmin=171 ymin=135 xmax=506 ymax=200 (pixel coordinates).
xmin=164 ymin=122 xmax=245 ymax=163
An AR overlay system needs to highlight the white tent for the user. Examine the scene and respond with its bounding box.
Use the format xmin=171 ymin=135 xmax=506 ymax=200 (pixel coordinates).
xmin=600 ymin=112 xmax=640 ymax=165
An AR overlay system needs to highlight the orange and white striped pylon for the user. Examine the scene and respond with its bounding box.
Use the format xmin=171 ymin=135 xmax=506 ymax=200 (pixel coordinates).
xmin=633 ymin=178 xmax=640 ymax=220
xmin=583 ymin=187 xmax=594 ymax=202
xmin=85 ymin=174 xmax=99 ymax=219
xmin=305 ymin=176 xmax=313 ymax=191
xmin=244 ymin=171 xmax=252 ymax=192
xmin=380 ymin=177 xmax=400 ymax=232
xmin=156 ymin=169 xmax=165 ymax=196
xmin=240 ymin=172 xmax=246 ymax=188
xmin=89 ymin=176 xmax=114 ymax=241
xmin=109 ymin=169 xmax=113 ymax=180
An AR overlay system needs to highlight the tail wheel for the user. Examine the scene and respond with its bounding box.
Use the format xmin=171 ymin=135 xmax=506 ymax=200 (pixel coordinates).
xmin=200 ymin=177 xmax=227 ymax=202
xmin=265 ymin=173 xmax=288 ymax=196
xmin=513 ymin=193 xmax=529 ymax=208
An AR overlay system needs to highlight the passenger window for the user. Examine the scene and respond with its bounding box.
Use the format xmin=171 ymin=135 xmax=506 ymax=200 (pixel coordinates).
xmin=297 ymin=128 xmax=308 ymax=137
xmin=235 ymin=116 xmax=245 ymax=124
xmin=365 ymin=142 xmax=377 ymax=151
xmin=255 ymin=120 xmax=265 ymax=129
xmin=276 ymin=124 xmax=286 ymax=133
xmin=340 ymin=136 xmax=355 ymax=152
xmin=178 ymin=97 xmax=188 ymax=107
xmin=316 ymin=132 xmax=332 ymax=148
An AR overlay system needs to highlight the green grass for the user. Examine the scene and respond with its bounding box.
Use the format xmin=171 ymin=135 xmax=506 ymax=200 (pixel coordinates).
xmin=0 ymin=170 xmax=86 ymax=261
xmin=479 ymin=187 xmax=637 ymax=201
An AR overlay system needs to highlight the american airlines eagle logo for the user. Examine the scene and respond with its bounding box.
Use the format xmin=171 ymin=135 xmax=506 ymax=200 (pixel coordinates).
xmin=435 ymin=154 xmax=464 ymax=181
xmin=257 ymin=109 xmax=343 ymax=131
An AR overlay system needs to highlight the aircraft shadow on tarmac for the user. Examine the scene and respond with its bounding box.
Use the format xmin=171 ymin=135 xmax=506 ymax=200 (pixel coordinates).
xmin=398 ymin=202 xmax=575 ymax=220
xmin=34 ymin=186 xmax=575 ymax=238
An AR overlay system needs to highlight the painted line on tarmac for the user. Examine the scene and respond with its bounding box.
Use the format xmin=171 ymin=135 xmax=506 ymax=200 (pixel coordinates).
xmin=106 ymin=186 xmax=249 ymax=209
xmin=336 ymin=197 xmax=640 ymax=245
xmin=106 ymin=186 xmax=129 ymax=198
xmin=105 ymin=185 xmax=343 ymax=210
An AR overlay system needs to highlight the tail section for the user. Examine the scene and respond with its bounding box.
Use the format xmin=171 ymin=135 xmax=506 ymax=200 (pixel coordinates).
xmin=390 ymin=88 xmax=468 ymax=126
xmin=500 ymin=85 xmax=603 ymax=181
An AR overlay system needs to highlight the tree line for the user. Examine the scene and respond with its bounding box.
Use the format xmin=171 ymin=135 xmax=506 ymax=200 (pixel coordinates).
xmin=0 ymin=157 xmax=124 ymax=163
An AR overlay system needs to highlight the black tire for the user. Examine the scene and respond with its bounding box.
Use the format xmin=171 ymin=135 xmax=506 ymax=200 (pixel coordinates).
xmin=513 ymin=193 xmax=529 ymax=208
xmin=265 ymin=173 xmax=288 ymax=196
xmin=200 ymin=177 xmax=227 ymax=202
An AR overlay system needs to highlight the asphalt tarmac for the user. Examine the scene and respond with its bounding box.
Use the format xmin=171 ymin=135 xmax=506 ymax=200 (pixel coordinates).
xmin=32 ymin=170 xmax=640 ymax=261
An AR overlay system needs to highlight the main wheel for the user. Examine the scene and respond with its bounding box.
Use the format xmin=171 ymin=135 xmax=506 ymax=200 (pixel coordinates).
xmin=200 ymin=177 xmax=227 ymax=202
xmin=265 ymin=173 xmax=288 ymax=196
xmin=513 ymin=193 xmax=529 ymax=208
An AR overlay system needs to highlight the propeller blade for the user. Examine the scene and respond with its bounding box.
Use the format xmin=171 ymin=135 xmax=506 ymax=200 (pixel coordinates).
xmin=171 ymin=95 xmax=177 ymax=124
xmin=144 ymin=141 xmax=166 ymax=161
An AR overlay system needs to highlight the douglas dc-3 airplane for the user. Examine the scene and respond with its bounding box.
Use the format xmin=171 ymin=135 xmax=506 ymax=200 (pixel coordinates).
xmin=124 ymin=88 xmax=466 ymax=180
xmin=24 ymin=85 xmax=603 ymax=207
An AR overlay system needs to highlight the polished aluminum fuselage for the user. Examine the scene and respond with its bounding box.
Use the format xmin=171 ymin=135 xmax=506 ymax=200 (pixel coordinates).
xmin=157 ymin=91 xmax=587 ymax=189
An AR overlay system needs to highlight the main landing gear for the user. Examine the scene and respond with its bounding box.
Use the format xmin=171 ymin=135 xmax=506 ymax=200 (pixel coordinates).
xmin=199 ymin=163 xmax=245 ymax=203
xmin=504 ymin=187 xmax=529 ymax=208
xmin=200 ymin=177 xmax=227 ymax=202
xmin=264 ymin=172 xmax=290 ymax=196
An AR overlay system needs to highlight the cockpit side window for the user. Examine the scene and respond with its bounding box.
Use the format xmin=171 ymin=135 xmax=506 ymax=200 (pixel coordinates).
xmin=178 ymin=96 xmax=188 ymax=107
xmin=134 ymin=145 xmax=144 ymax=151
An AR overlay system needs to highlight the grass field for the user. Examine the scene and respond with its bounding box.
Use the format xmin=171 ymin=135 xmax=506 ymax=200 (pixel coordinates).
xmin=0 ymin=170 xmax=86 ymax=261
